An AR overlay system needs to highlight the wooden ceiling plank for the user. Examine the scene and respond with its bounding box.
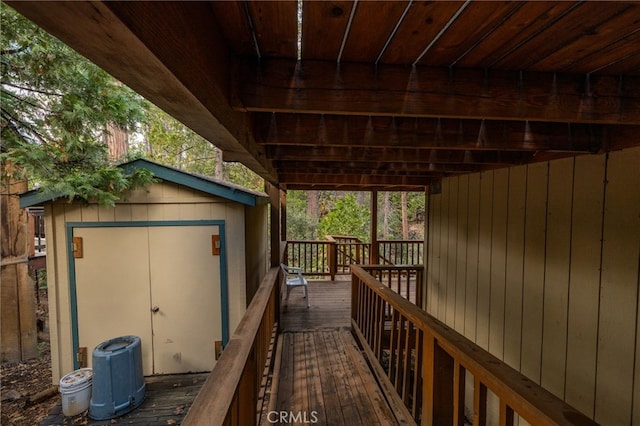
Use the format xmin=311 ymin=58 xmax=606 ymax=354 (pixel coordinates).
xmin=338 ymin=0 xmax=410 ymax=63
xmin=414 ymin=1 xmax=524 ymax=67
xmin=237 ymin=58 xmax=640 ymax=124
xmin=378 ymin=1 xmax=464 ymax=65
xmin=455 ymin=2 xmax=579 ymax=69
xmin=561 ymin=31 xmax=640 ymax=75
xmin=494 ymin=2 xmax=635 ymax=71
xmin=532 ymin=8 xmax=640 ymax=72
xmin=302 ymin=1 xmax=354 ymax=61
xmin=210 ymin=1 xmax=256 ymax=57
xmin=246 ymin=1 xmax=299 ymax=59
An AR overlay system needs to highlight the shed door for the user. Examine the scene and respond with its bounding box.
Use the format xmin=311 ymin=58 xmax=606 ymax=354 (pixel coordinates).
xmin=74 ymin=225 xmax=222 ymax=375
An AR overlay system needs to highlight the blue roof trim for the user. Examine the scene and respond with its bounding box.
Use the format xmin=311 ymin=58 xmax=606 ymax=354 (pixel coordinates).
xmin=20 ymin=158 xmax=267 ymax=208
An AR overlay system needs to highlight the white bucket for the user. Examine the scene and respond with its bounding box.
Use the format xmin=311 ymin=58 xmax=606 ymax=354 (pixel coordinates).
xmin=59 ymin=368 xmax=93 ymax=416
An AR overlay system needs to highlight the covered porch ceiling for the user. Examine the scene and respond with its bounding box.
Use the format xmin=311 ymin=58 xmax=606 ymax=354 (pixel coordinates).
xmin=8 ymin=1 xmax=640 ymax=191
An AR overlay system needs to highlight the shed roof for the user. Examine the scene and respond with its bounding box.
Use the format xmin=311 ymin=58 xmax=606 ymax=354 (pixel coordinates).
xmin=19 ymin=158 xmax=268 ymax=209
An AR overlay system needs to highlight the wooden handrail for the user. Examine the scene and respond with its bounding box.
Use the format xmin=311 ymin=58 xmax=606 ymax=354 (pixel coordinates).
xmin=350 ymin=265 xmax=596 ymax=426
xmin=183 ymin=267 xmax=280 ymax=425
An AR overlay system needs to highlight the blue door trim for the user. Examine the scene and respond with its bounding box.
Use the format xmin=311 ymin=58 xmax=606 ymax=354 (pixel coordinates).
xmin=66 ymin=220 xmax=230 ymax=370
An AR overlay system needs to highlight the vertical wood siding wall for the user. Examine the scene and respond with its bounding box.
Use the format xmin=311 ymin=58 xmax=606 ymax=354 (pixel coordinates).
xmin=45 ymin=182 xmax=250 ymax=382
xmin=426 ymin=146 xmax=640 ymax=425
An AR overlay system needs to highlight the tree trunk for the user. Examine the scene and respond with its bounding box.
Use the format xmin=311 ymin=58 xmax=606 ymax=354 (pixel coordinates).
xmin=383 ymin=192 xmax=390 ymax=239
xmin=306 ymin=190 xmax=319 ymax=238
xmin=214 ymin=147 xmax=223 ymax=180
xmin=401 ymin=191 xmax=409 ymax=239
xmin=103 ymin=122 xmax=129 ymax=161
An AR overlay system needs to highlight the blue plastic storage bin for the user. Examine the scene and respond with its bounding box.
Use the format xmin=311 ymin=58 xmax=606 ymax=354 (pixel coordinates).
xmin=89 ymin=335 xmax=146 ymax=420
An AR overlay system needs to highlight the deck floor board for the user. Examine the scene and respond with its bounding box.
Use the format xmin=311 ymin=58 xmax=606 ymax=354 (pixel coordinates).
xmin=41 ymin=373 xmax=207 ymax=425
xmin=267 ymin=279 xmax=401 ymax=425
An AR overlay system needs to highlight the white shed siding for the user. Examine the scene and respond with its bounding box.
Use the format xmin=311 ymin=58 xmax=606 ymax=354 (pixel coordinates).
xmin=45 ymin=181 xmax=252 ymax=382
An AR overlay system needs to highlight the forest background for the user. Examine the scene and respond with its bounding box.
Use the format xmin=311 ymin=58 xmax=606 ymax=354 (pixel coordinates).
xmin=1 ymin=4 xmax=425 ymax=243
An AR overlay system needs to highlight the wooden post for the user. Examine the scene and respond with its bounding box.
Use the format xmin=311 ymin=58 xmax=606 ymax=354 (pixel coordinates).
xmin=329 ymin=241 xmax=337 ymax=280
xmin=280 ymin=188 xmax=287 ymax=243
xmin=1 ymin=161 xmax=37 ymax=362
xmin=266 ymin=182 xmax=280 ymax=267
xmin=370 ymin=190 xmax=379 ymax=264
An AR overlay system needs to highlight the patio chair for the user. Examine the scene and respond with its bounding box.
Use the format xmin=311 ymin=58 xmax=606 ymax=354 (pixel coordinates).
xmin=280 ymin=263 xmax=310 ymax=308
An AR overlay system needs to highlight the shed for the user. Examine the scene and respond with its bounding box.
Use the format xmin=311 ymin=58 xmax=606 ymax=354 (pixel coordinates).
xmin=20 ymin=159 xmax=269 ymax=382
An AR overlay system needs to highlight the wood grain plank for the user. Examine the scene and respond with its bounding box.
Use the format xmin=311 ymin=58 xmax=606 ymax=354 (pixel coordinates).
xmin=276 ymin=333 xmax=294 ymax=415
xmin=438 ymin=180 xmax=450 ymax=320
xmin=540 ymin=157 xmax=574 ymax=398
xmin=303 ymin=331 xmax=325 ymax=423
xmin=323 ymin=330 xmax=362 ymax=424
xmin=293 ymin=332 xmax=309 ymax=416
xmin=489 ymin=168 xmax=508 ymax=359
xmin=503 ymin=165 xmax=527 ymax=370
xmin=520 ymin=162 xmax=548 ymax=384
xmin=476 ymin=170 xmax=494 ymax=350
xmin=455 ymin=174 xmax=470 ymax=334
xmin=564 ymin=154 xmax=605 ymax=416
xmin=464 ymin=173 xmax=481 ymax=341
xmin=594 ymin=147 xmax=640 ymax=425
xmin=314 ymin=331 xmax=344 ymax=425
xmin=340 ymin=330 xmax=398 ymax=424
xmin=446 ymin=177 xmax=459 ymax=327
xmin=302 ymin=1 xmax=353 ymax=61
xmin=340 ymin=1 xmax=410 ymax=63
xmin=246 ymin=1 xmax=298 ymax=58
xmin=429 ymin=193 xmax=442 ymax=316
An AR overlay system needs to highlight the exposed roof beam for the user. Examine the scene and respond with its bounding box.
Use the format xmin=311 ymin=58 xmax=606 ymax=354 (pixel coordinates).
xmin=278 ymin=173 xmax=434 ymax=187
xmin=266 ymin=145 xmax=534 ymax=165
xmin=273 ymin=160 xmax=480 ymax=174
xmin=256 ymin=114 xmax=614 ymax=152
xmin=7 ymin=0 xmax=277 ymax=182
xmin=235 ymin=58 xmax=640 ymax=124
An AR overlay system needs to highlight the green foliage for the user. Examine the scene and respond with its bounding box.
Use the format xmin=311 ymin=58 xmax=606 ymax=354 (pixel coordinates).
xmin=1 ymin=4 xmax=153 ymax=206
xmin=286 ymin=190 xmax=318 ymax=240
xmin=318 ymin=194 xmax=370 ymax=241
xmin=140 ymin=103 xmax=263 ymax=191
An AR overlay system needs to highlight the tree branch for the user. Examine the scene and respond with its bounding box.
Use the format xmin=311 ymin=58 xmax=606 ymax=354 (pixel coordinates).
xmin=0 ymin=81 xmax=63 ymax=97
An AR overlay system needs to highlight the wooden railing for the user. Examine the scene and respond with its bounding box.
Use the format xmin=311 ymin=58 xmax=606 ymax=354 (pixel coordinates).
xmin=361 ymin=265 xmax=424 ymax=308
xmin=183 ymin=267 xmax=280 ymax=426
xmin=327 ymin=235 xmax=371 ymax=274
xmin=285 ymin=238 xmax=423 ymax=279
xmin=284 ymin=240 xmax=333 ymax=278
xmin=378 ymin=240 xmax=423 ymax=266
xmin=350 ymin=265 xmax=596 ymax=426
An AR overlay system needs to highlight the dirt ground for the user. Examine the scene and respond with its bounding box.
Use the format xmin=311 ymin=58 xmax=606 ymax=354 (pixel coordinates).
xmin=1 ymin=288 xmax=59 ymax=426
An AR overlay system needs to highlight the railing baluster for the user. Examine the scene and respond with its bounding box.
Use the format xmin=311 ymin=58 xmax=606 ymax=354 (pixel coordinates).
xmin=499 ymin=400 xmax=514 ymax=426
xmin=453 ymin=360 xmax=466 ymax=426
xmin=389 ymin=309 xmax=399 ymax=382
xmin=395 ymin=315 xmax=406 ymax=393
xmin=473 ymin=377 xmax=487 ymax=426
xmin=401 ymin=321 xmax=413 ymax=404
xmin=412 ymin=328 xmax=423 ymax=419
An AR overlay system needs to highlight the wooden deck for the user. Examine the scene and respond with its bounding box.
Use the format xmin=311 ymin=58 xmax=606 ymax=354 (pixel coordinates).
xmin=264 ymin=279 xmax=403 ymax=425
xmin=41 ymin=373 xmax=207 ymax=425
xmin=280 ymin=280 xmax=352 ymax=331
